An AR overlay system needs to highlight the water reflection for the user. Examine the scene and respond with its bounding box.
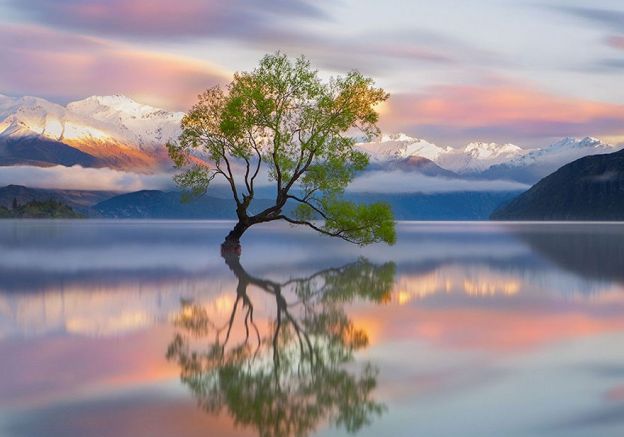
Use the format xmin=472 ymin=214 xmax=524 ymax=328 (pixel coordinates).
xmin=1 ymin=222 xmax=624 ymax=437
xmin=508 ymin=223 xmax=624 ymax=284
xmin=167 ymin=253 xmax=395 ymax=437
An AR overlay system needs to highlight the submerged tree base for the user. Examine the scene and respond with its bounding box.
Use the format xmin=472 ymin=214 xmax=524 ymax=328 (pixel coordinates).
xmin=221 ymin=221 xmax=247 ymax=255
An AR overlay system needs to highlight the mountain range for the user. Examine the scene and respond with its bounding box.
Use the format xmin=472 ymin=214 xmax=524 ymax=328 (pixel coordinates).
xmin=1 ymin=93 xmax=622 ymax=221
xmin=0 ymin=94 xmax=182 ymax=171
xmin=0 ymin=184 xmax=116 ymax=211
xmin=0 ymin=185 xmax=521 ymax=220
xmin=359 ymin=133 xmax=621 ymax=184
xmin=1 ymin=94 xmax=621 ymax=185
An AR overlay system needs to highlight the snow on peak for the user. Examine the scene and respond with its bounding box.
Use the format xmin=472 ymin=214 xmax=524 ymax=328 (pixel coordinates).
xmin=548 ymin=136 xmax=605 ymax=150
xmin=67 ymin=95 xmax=181 ymax=120
xmin=508 ymin=136 xmax=618 ymax=167
xmin=358 ymin=134 xmax=452 ymax=163
xmin=365 ymin=133 xmax=617 ymax=175
xmin=379 ymin=132 xmax=417 ymax=143
xmin=358 ymin=134 xmax=528 ymax=173
xmin=0 ymin=94 xmax=184 ymax=151
xmin=464 ymin=142 xmax=523 ymax=159
xmin=63 ymin=95 xmax=184 ymax=150
xmin=448 ymin=142 xmax=527 ymax=172
xmin=0 ymin=94 xmax=106 ymax=140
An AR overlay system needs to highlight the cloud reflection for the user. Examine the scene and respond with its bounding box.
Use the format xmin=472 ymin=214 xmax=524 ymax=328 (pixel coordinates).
xmin=1 ymin=222 xmax=624 ymax=437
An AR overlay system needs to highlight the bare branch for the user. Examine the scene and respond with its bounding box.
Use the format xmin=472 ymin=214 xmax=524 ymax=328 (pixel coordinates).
xmin=223 ymin=295 xmax=241 ymax=348
xmin=217 ymin=142 xmax=241 ymax=207
xmin=277 ymin=215 xmax=368 ymax=244
xmin=248 ymin=131 xmax=263 ymax=195
xmin=243 ymin=156 xmax=252 ymax=197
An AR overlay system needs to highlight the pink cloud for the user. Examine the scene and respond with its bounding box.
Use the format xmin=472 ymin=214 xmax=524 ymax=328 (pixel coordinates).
xmin=354 ymin=299 xmax=624 ymax=353
xmin=0 ymin=25 xmax=230 ymax=110
xmin=381 ymin=83 xmax=624 ymax=143
xmin=606 ymin=35 xmax=624 ymax=50
xmin=606 ymin=385 xmax=624 ymax=402
xmin=8 ymin=0 xmax=326 ymax=38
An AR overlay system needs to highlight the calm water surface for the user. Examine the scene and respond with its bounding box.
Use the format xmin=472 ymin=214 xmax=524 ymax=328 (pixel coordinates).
xmin=1 ymin=220 xmax=624 ymax=437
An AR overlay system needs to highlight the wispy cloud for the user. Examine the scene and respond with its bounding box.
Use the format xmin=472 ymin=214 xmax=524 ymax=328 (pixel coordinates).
xmin=348 ymin=171 xmax=529 ymax=194
xmin=245 ymin=30 xmax=459 ymax=73
xmin=381 ymin=83 xmax=624 ymax=144
xmin=555 ymin=6 xmax=624 ymax=32
xmin=0 ymin=165 xmax=175 ymax=191
xmin=0 ymin=24 xmax=229 ymax=109
xmin=0 ymin=163 xmax=529 ymax=194
xmin=595 ymin=59 xmax=624 ymax=71
xmin=1 ymin=0 xmax=623 ymax=146
xmin=606 ymin=35 xmax=624 ymax=50
xmin=2 ymin=0 xmax=498 ymax=76
xmin=7 ymin=0 xmax=329 ymax=39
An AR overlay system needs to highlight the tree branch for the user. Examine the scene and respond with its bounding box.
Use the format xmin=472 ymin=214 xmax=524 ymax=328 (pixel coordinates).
xmin=277 ymin=215 xmax=367 ymax=244
xmin=248 ymin=131 xmax=263 ymax=195
xmin=286 ymin=194 xmax=328 ymax=220
xmin=217 ymin=142 xmax=241 ymax=207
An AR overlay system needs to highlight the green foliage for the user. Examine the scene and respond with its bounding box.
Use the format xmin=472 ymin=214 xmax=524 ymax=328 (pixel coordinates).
xmin=173 ymin=165 xmax=215 ymax=201
xmin=301 ymin=197 xmax=396 ymax=246
xmin=0 ymin=199 xmax=83 ymax=219
xmin=169 ymin=52 xmax=395 ymax=244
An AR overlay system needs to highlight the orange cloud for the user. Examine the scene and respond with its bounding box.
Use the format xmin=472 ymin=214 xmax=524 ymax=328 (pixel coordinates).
xmin=0 ymin=24 xmax=230 ymax=110
xmin=0 ymin=325 xmax=178 ymax=409
xmin=383 ymin=84 xmax=624 ymax=142
xmin=353 ymin=299 xmax=624 ymax=353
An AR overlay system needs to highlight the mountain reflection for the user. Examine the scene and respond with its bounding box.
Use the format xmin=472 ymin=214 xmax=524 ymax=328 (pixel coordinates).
xmin=166 ymin=253 xmax=395 ymax=437
xmin=509 ymin=224 xmax=624 ymax=284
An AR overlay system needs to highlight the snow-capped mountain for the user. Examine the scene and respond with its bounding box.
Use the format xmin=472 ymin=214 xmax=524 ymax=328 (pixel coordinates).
xmin=357 ymin=134 xmax=526 ymax=174
xmin=0 ymin=94 xmax=182 ymax=171
xmin=66 ymin=95 xmax=184 ymax=151
xmin=482 ymin=137 xmax=621 ymax=183
xmin=1 ymin=92 xmax=620 ymax=185
xmin=450 ymin=142 xmax=527 ymax=173
xmin=505 ymin=137 xmax=616 ymax=168
xmin=357 ymin=133 xmax=454 ymax=163
xmin=357 ymin=133 xmax=621 ymax=184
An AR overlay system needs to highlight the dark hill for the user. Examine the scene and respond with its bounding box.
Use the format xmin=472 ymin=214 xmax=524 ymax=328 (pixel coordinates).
xmin=352 ymin=191 xmax=520 ymax=220
xmin=376 ymin=156 xmax=459 ymax=178
xmin=9 ymin=199 xmax=84 ymax=218
xmin=0 ymin=185 xmax=521 ymax=220
xmin=95 ymin=190 xmax=520 ymax=220
xmin=0 ymin=136 xmax=97 ymax=167
xmin=491 ymin=149 xmax=624 ymax=220
xmin=94 ymin=190 xmax=279 ymax=219
xmin=0 ymin=185 xmax=117 ymax=210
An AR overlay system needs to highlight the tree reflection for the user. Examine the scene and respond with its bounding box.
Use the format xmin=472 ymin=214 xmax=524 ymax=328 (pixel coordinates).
xmin=167 ymin=253 xmax=395 ymax=437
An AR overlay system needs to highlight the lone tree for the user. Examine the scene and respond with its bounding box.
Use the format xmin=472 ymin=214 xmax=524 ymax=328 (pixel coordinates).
xmin=168 ymin=53 xmax=395 ymax=250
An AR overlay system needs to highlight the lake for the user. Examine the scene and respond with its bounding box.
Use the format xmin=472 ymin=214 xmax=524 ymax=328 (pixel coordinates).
xmin=1 ymin=220 xmax=624 ymax=437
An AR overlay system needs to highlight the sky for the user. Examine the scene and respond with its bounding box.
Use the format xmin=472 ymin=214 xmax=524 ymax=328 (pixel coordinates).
xmin=1 ymin=0 xmax=624 ymax=146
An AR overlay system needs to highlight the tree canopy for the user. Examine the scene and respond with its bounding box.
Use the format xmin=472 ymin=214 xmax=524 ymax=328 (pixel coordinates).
xmin=168 ymin=53 xmax=395 ymax=248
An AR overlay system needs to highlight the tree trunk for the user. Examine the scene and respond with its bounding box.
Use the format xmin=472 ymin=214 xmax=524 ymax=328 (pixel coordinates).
xmin=221 ymin=220 xmax=249 ymax=254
